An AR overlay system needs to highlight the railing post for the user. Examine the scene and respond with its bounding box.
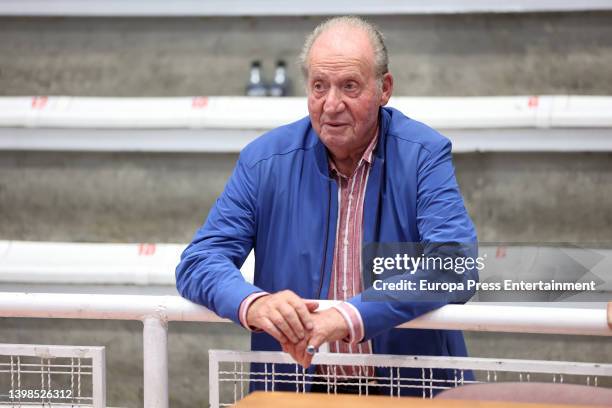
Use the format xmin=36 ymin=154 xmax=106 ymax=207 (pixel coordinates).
xmin=91 ymin=347 xmax=107 ymax=408
xmin=143 ymin=317 xmax=168 ymax=408
xmin=209 ymin=350 xmax=219 ymax=408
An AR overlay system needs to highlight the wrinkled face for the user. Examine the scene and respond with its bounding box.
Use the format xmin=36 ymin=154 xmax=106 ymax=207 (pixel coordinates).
xmin=306 ymin=27 xmax=392 ymax=160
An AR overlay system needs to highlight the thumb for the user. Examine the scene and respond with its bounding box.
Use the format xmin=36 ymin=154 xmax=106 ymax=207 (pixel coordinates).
xmin=305 ymin=301 xmax=319 ymax=312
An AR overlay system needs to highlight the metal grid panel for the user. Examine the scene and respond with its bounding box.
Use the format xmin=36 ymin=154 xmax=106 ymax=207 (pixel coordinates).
xmin=0 ymin=344 xmax=105 ymax=408
xmin=209 ymin=350 xmax=612 ymax=408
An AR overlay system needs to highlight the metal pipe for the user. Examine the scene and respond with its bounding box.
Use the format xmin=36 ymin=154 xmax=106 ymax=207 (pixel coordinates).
xmin=0 ymin=292 xmax=227 ymax=322
xmin=1 ymin=96 xmax=612 ymax=130
xmin=0 ymin=292 xmax=610 ymax=336
xmin=208 ymin=350 xmax=219 ymax=408
xmin=143 ymin=317 xmax=168 ymax=408
xmin=0 ymin=240 xmax=256 ymax=286
xmin=91 ymin=347 xmax=107 ymax=408
xmin=397 ymin=303 xmax=611 ymax=336
xmin=2 ymin=0 xmax=612 ymax=17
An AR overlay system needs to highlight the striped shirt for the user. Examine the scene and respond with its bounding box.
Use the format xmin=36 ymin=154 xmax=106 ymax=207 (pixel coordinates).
xmin=239 ymin=133 xmax=378 ymax=378
xmin=321 ymin=132 xmax=377 ymax=378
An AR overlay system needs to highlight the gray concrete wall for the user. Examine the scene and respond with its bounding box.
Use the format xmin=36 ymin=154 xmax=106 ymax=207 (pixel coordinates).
xmin=1 ymin=151 xmax=611 ymax=244
xmin=0 ymin=151 xmax=237 ymax=243
xmin=1 ymin=13 xmax=612 ymax=97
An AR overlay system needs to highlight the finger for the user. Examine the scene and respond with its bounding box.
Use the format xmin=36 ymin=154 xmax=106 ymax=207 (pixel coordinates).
xmin=270 ymin=310 xmax=299 ymax=344
xmin=295 ymin=338 xmax=309 ymax=367
xmin=290 ymin=300 xmax=316 ymax=331
xmin=301 ymin=341 xmax=315 ymax=368
xmin=283 ymin=342 xmax=295 ymax=358
xmin=260 ymin=317 xmax=289 ymax=344
xmin=279 ymin=303 xmax=306 ymax=340
xmin=300 ymin=339 xmax=312 ymax=368
xmin=282 ymin=342 xmax=304 ymax=366
xmin=302 ymin=334 xmax=325 ymax=369
xmin=305 ymin=301 xmax=319 ymax=312
xmin=302 ymin=353 xmax=313 ymax=369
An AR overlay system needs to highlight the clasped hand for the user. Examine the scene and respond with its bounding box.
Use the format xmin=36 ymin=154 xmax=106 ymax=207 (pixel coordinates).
xmin=245 ymin=290 xmax=349 ymax=368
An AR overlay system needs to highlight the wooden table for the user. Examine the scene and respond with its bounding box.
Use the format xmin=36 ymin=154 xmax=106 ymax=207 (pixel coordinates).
xmin=233 ymin=392 xmax=604 ymax=408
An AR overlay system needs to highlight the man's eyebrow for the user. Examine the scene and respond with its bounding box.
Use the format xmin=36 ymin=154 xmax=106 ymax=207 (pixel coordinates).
xmin=308 ymin=74 xmax=325 ymax=82
xmin=311 ymin=71 xmax=362 ymax=81
xmin=337 ymin=73 xmax=363 ymax=82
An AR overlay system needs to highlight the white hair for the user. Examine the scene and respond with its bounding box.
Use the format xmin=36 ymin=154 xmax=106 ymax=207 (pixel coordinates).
xmin=298 ymin=16 xmax=389 ymax=82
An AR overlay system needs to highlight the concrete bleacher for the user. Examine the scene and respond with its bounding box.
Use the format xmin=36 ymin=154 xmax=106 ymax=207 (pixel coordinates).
xmin=2 ymin=6 xmax=612 ymax=407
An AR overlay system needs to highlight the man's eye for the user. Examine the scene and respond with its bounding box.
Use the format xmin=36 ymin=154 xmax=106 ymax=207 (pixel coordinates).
xmin=344 ymin=82 xmax=358 ymax=91
xmin=312 ymin=82 xmax=324 ymax=92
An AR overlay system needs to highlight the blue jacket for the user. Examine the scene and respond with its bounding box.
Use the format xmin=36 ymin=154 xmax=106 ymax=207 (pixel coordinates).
xmin=176 ymin=107 xmax=478 ymax=395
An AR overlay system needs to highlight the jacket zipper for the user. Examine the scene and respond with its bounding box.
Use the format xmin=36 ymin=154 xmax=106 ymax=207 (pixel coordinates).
xmin=316 ymin=179 xmax=332 ymax=299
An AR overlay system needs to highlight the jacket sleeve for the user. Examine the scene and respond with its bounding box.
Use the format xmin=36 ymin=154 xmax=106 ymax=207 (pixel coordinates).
xmin=175 ymin=157 xmax=263 ymax=324
xmin=348 ymin=138 xmax=479 ymax=341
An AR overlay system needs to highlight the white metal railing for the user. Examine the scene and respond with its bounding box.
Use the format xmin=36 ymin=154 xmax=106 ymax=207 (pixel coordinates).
xmin=1 ymin=0 xmax=612 ymax=17
xmin=0 ymin=343 xmax=105 ymax=408
xmin=4 ymin=127 xmax=612 ymax=153
xmin=0 ymin=293 xmax=611 ymax=408
xmin=2 ymin=96 xmax=612 ymax=153
xmin=2 ymin=241 xmax=611 ymax=300
xmin=2 ymin=96 xmax=612 ymax=130
xmin=0 ymin=240 xmax=255 ymax=286
xmin=209 ymin=350 xmax=612 ymax=407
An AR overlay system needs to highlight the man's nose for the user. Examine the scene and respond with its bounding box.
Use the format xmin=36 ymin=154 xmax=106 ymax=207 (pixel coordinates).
xmin=323 ymin=87 xmax=345 ymax=113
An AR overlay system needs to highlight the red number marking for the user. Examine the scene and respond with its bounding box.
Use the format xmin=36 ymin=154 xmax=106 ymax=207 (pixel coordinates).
xmin=527 ymin=96 xmax=539 ymax=108
xmin=138 ymin=243 xmax=156 ymax=256
xmin=192 ymin=96 xmax=209 ymax=109
xmin=31 ymin=96 xmax=48 ymax=109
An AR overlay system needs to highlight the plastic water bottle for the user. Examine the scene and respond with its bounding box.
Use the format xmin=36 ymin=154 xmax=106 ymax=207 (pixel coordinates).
xmin=246 ymin=61 xmax=267 ymax=97
xmin=268 ymin=60 xmax=290 ymax=97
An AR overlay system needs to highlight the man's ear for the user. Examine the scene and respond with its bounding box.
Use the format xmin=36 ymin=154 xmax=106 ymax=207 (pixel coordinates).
xmin=380 ymin=72 xmax=393 ymax=106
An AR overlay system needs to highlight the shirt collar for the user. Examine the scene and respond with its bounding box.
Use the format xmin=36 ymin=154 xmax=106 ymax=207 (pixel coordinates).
xmin=328 ymin=131 xmax=379 ymax=178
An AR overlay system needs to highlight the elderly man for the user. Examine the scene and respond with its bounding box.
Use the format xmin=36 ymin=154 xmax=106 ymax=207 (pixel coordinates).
xmin=176 ymin=16 xmax=477 ymax=396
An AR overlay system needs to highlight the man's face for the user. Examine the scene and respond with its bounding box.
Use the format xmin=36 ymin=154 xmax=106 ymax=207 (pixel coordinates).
xmin=306 ymin=27 xmax=393 ymax=161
